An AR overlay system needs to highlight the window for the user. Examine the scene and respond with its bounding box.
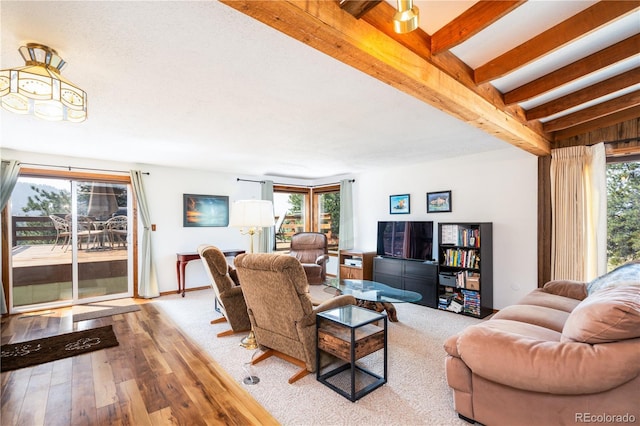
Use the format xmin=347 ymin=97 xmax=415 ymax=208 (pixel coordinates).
xmin=274 ymin=184 xmax=340 ymax=252
xmin=313 ymin=185 xmax=340 ymax=251
xmin=606 ymin=159 xmax=640 ymax=270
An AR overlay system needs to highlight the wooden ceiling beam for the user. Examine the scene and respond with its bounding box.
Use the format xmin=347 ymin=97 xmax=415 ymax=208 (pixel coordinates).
xmin=526 ymin=68 xmax=640 ymax=121
xmin=504 ymin=34 xmax=640 ymax=105
xmin=474 ymin=1 xmax=640 ymax=84
xmin=219 ymin=0 xmax=550 ymax=156
xmin=338 ymin=0 xmax=381 ymax=19
xmin=544 ymin=90 xmax=640 ymax=132
xmin=553 ymin=105 xmax=640 ymax=141
xmin=360 ymin=2 xmax=540 ymax=129
xmin=431 ymin=1 xmax=525 ymax=55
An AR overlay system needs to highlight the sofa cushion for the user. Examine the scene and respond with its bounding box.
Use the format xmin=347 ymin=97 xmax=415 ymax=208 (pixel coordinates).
xmin=562 ymin=284 xmax=640 ymax=344
xmin=492 ymin=305 xmax=570 ymax=333
xmin=516 ymin=288 xmax=582 ymax=313
xmin=587 ymin=261 xmax=640 ymax=295
xmin=542 ymin=280 xmax=587 ymax=300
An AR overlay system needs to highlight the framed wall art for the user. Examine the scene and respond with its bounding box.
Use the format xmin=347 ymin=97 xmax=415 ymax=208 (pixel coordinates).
xmin=183 ymin=194 xmax=229 ymax=227
xmin=390 ymin=194 xmax=410 ymax=214
xmin=427 ymin=190 xmax=452 ymax=213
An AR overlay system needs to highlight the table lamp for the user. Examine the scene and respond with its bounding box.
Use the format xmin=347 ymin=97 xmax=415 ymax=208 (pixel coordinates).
xmin=229 ymin=200 xmax=275 ymax=254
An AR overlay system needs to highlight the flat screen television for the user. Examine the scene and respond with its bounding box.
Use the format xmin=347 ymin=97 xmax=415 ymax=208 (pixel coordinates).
xmin=376 ymin=221 xmax=434 ymax=261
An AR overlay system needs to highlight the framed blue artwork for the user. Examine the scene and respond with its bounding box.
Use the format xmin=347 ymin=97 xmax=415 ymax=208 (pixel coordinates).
xmin=183 ymin=194 xmax=229 ymax=227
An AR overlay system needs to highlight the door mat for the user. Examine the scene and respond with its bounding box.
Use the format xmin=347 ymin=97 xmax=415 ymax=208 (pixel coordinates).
xmin=1 ymin=325 xmax=118 ymax=372
xmin=73 ymin=305 xmax=140 ymax=322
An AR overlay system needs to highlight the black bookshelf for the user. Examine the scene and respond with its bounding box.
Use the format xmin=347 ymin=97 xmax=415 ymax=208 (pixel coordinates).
xmin=437 ymin=222 xmax=493 ymax=318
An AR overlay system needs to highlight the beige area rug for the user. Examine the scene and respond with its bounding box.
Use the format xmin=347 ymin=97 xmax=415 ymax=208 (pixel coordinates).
xmin=72 ymin=299 xmax=141 ymax=322
xmin=153 ymin=287 xmax=484 ymax=426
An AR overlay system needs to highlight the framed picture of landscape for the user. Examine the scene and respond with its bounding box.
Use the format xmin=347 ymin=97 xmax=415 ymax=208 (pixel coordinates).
xmin=427 ymin=191 xmax=452 ymax=213
xmin=183 ymin=194 xmax=229 ymax=227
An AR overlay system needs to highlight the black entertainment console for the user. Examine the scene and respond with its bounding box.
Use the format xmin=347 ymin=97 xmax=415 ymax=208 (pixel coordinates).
xmin=373 ymin=256 xmax=438 ymax=308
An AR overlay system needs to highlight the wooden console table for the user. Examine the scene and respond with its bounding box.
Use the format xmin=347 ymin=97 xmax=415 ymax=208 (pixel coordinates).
xmin=176 ymin=249 xmax=245 ymax=297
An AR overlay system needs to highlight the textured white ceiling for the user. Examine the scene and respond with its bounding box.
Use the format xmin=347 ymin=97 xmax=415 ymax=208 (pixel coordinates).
xmin=1 ymin=1 xmax=629 ymax=179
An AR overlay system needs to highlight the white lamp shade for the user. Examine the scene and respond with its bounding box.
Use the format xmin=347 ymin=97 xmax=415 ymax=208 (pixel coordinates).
xmin=229 ymin=200 xmax=275 ymax=228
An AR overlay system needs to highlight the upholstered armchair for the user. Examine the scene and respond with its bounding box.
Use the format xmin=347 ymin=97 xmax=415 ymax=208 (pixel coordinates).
xmin=234 ymin=253 xmax=356 ymax=384
xmin=289 ymin=232 xmax=329 ymax=284
xmin=198 ymin=244 xmax=251 ymax=337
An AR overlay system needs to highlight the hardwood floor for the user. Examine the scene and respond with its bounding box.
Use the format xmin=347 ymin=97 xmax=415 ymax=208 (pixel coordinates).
xmin=0 ymin=302 xmax=279 ymax=426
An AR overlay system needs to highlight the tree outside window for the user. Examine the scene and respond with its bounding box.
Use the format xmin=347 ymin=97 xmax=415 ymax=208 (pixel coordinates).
xmin=607 ymin=161 xmax=640 ymax=269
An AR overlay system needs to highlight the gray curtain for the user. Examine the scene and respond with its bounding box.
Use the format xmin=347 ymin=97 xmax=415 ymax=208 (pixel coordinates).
xmin=339 ymin=179 xmax=354 ymax=251
xmin=1 ymin=160 xmax=21 ymax=314
xmin=260 ymin=180 xmax=274 ymax=253
xmin=130 ymin=170 xmax=159 ymax=298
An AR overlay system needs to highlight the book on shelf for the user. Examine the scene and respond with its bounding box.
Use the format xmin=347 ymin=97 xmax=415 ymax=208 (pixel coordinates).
xmin=442 ymin=249 xmax=479 ymax=269
xmin=451 ymin=271 xmax=481 ymax=290
xmin=441 ymin=224 xmax=459 ymax=245
xmin=438 ymin=292 xmax=463 ymax=311
xmin=441 ymin=224 xmax=481 ymax=247
xmin=446 ymin=299 xmax=463 ymax=313
xmin=461 ymin=289 xmax=481 ymax=316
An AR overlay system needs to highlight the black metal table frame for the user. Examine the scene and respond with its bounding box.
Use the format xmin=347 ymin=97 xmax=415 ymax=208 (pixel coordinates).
xmin=316 ymin=306 xmax=388 ymax=402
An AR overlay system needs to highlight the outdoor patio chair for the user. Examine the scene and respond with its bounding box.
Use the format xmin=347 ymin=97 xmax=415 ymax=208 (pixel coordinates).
xmin=64 ymin=214 xmax=101 ymax=250
xmin=49 ymin=215 xmax=71 ymax=251
xmin=105 ymin=215 xmax=128 ymax=248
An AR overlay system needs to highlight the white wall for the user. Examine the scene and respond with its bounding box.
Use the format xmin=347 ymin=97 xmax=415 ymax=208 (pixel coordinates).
xmin=354 ymin=147 xmax=539 ymax=309
xmin=2 ymin=146 xmax=538 ymax=308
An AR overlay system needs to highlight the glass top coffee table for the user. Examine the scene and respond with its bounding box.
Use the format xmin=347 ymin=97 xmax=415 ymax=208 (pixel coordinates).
xmin=324 ymin=279 xmax=422 ymax=322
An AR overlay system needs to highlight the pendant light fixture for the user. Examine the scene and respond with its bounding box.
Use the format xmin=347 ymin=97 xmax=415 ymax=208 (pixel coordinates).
xmin=0 ymin=43 xmax=87 ymax=122
xmin=393 ymin=0 xmax=420 ymax=34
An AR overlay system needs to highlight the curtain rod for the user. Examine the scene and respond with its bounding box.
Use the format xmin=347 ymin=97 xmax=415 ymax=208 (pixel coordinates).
xmin=19 ymin=162 xmax=149 ymax=175
xmin=585 ymin=137 xmax=640 ymax=146
xmin=606 ymin=137 xmax=640 ymax=144
xmin=237 ymin=178 xmax=355 ymax=187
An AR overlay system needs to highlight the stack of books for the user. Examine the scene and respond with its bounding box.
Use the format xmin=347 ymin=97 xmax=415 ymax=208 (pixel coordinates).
xmin=461 ymin=289 xmax=481 ymax=316
xmin=438 ymin=291 xmax=463 ymax=312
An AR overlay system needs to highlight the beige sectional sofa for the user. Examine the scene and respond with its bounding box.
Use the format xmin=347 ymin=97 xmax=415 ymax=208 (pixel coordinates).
xmin=444 ymin=263 xmax=640 ymax=425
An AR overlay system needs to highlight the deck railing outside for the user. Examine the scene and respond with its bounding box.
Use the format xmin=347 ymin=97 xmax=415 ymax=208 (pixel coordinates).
xmin=12 ymin=216 xmax=58 ymax=247
xmin=276 ymin=213 xmax=338 ymax=250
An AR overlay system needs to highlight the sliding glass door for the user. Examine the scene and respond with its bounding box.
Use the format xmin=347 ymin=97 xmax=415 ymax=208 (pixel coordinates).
xmin=9 ymin=174 xmax=133 ymax=312
xmin=75 ymin=180 xmax=130 ymax=300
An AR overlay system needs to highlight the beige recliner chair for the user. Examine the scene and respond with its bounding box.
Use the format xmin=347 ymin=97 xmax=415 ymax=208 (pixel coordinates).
xmin=198 ymin=244 xmax=251 ymax=337
xmin=289 ymin=232 xmax=329 ymax=284
xmin=234 ymin=253 xmax=356 ymax=384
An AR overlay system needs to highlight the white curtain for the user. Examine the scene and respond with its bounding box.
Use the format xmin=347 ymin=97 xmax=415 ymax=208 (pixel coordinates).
xmin=259 ymin=180 xmax=274 ymax=253
xmin=130 ymin=170 xmax=159 ymax=298
xmin=550 ymin=143 xmax=606 ymax=281
xmin=339 ymin=179 xmax=355 ymax=252
xmin=0 ymin=160 xmax=21 ymax=314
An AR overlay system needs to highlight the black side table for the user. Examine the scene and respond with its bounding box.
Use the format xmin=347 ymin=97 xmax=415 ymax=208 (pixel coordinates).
xmin=316 ymin=305 xmax=387 ymax=401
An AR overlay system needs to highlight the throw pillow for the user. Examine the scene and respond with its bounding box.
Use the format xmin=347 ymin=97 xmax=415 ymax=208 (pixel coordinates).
xmin=561 ymin=284 xmax=640 ymax=344
xmin=586 ymin=261 xmax=640 ymax=295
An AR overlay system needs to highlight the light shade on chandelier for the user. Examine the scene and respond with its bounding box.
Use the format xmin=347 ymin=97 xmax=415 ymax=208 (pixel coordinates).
xmin=0 ymin=43 xmax=87 ymax=122
xmin=393 ymin=0 xmax=420 ymax=34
